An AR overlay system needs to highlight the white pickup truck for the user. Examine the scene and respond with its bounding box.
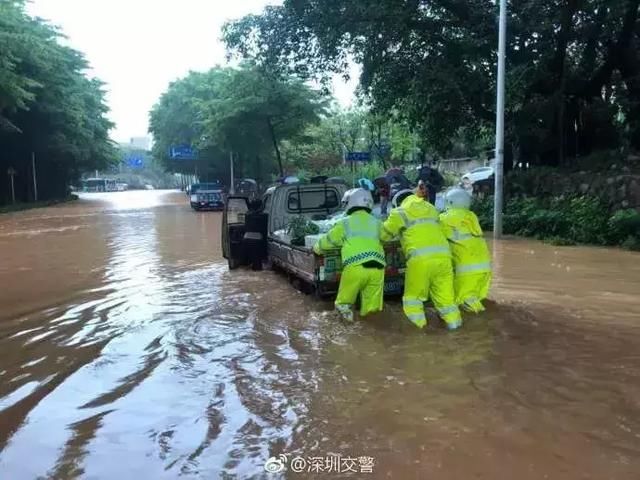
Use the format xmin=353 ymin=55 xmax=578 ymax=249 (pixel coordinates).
xmin=222 ymin=183 xmax=405 ymax=297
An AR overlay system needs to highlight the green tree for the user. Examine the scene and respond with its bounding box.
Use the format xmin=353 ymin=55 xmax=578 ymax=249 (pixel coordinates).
xmin=200 ymin=67 xmax=327 ymax=177
xmin=224 ymin=0 xmax=640 ymax=165
xmin=149 ymin=66 xmax=327 ymax=182
xmin=280 ymin=106 xmax=426 ymax=174
xmin=279 ymin=107 xmax=369 ymax=172
xmin=0 ymin=0 xmax=116 ymax=204
xmin=149 ymin=70 xmax=226 ymax=180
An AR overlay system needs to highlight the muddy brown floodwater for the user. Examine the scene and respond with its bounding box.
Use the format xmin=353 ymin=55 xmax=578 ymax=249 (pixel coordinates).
xmin=1 ymin=190 xmax=639 ymax=479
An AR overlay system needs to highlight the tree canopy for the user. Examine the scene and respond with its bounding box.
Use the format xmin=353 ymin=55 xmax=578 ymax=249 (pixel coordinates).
xmin=224 ymin=0 xmax=640 ymax=166
xmin=149 ymin=66 xmax=327 ymax=182
xmin=0 ymin=0 xmax=116 ymax=204
xmin=280 ymin=107 xmax=423 ymax=173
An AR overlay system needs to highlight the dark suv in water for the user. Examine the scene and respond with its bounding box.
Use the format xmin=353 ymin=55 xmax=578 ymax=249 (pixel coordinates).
xmin=189 ymin=183 xmax=226 ymax=211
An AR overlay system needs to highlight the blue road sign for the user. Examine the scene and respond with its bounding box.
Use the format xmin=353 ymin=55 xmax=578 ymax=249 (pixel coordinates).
xmin=126 ymin=155 xmax=144 ymax=168
xmin=169 ymin=145 xmax=197 ymax=160
xmin=346 ymin=151 xmax=371 ymax=162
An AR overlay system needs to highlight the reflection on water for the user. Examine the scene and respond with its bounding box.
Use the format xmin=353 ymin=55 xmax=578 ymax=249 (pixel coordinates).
xmin=0 ymin=190 xmax=639 ymax=479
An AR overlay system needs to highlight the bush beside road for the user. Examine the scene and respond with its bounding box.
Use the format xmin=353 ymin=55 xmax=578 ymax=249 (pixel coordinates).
xmin=473 ymin=195 xmax=640 ymax=250
xmin=0 ymin=195 xmax=79 ymax=215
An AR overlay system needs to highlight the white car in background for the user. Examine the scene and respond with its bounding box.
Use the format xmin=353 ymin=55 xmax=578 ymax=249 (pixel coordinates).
xmin=461 ymin=166 xmax=494 ymax=185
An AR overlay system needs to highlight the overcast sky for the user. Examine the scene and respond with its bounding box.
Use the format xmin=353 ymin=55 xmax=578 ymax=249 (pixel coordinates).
xmin=27 ymin=0 xmax=357 ymax=143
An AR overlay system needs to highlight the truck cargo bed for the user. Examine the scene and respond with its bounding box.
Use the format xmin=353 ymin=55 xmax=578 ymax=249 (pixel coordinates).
xmin=268 ymin=236 xmax=405 ymax=297
xmin=268 ymin=236 xmax=321 ymax=285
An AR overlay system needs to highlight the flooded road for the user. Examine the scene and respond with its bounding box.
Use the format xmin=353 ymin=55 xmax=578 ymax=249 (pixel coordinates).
xmin=1 ymin=190 xmax=639 ymax=479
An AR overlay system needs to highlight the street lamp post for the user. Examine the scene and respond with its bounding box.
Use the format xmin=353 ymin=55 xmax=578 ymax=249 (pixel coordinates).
xmin=32 ymin=152 xmax=38 ymax=202
xmin=493 ymin=0 xmax=508 ymax=238
xmin=229 ymin=151 xmax=235 ymax=194
xmin=7 ymin=167 xmax=16 ymax=204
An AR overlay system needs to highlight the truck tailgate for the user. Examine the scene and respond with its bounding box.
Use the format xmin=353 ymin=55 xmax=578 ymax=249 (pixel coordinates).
xmin=268 ymin=238 xmax=318 ymax=284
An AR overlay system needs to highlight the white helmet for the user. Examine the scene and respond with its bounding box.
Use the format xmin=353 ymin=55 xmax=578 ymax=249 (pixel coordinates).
xmin=391 ymin=189 xmax=414 ymax=208
xmin=444 ymin=187 xmax=472 ymax=209
xmin=341 ymin=188 xmax=357 ymax=207
xmin=343 ymin=188 xmax=373 ymax=213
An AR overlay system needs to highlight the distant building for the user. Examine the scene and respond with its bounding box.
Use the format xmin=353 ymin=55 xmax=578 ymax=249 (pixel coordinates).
xmin=129 ymin=136 xmax=151 ymax=151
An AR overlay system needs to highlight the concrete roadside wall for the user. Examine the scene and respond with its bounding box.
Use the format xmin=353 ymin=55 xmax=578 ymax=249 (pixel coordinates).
xmin=438 ymin=157 xmax=486 ymax=174
xmin=507 ymin=165 xmax=640 ymax=212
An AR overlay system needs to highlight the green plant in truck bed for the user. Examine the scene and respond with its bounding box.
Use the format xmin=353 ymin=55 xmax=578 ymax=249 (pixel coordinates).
xmin=287 ymin=216 xmax=320 ymax=246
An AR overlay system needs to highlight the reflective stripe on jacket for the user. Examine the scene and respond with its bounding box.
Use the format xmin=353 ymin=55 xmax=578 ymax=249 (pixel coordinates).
xmin=380 ymin=194 xmax=450 ymax=261
xmin=439 ymin=208 xmax=491 ymax=275
xmin=313 ymin=210 xmax=386 ymax=267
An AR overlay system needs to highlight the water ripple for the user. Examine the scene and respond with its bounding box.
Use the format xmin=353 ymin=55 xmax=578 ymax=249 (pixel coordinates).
xmin=0 ymin=192 xmax=639 ymax=479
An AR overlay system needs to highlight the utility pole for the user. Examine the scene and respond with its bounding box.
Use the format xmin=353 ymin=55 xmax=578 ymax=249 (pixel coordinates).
xmin=229 ymin=151 xmax=235 ymax=194
xmin=7 ymin=167 xmax=16 ymax=204
xmin=32 ymin=152 xmax=38 ymax=202
xmin=493 ymin=0 xmax=508 ymax=238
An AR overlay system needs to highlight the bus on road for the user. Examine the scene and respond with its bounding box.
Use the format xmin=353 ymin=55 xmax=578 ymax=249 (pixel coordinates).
xmin=82 ymin=178 xmax=117 ymax=192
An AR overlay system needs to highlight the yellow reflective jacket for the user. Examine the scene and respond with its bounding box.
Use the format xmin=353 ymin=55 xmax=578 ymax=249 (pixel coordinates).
xmin=439 ymin=208 xmax=491 ymax=275
xmin=313 ymin=210 xmax=386 ymax=267
xmin=380 ymin=194 xmax=451 ymax=261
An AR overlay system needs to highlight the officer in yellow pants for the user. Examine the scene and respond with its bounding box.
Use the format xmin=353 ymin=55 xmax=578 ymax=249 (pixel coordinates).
xmin=313 ymin=188 xmax=386 ymax=322
xmin=440 ymin=187 xmax=492 ymax=312
xmin=381 ymin=187 xmax=462 ymax=330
